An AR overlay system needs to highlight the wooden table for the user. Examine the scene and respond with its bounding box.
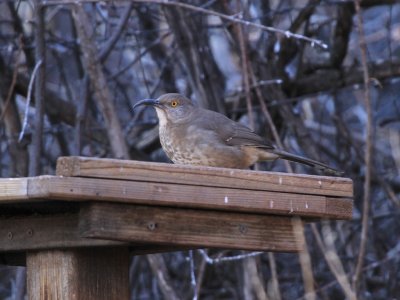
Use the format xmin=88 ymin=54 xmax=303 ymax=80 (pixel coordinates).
xmin=0 ymin=156 xmax=353 ymax=299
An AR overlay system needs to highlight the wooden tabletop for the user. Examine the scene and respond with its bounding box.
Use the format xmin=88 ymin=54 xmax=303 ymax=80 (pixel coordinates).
xmin=0 ymin=156 xmax=353 ymax=253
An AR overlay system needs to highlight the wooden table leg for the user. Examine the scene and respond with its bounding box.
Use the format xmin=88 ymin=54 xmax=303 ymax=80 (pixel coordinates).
xmin=26 ymin=247 xmax=129 ymax=300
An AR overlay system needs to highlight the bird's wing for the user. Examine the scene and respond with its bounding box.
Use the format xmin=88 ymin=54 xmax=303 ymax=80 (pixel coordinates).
xmin=202 ymin=109 xmax=275 ymax=149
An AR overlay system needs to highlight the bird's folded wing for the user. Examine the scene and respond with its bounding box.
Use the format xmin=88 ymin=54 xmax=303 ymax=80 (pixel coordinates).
xmin=206 ymin=110 xmax=274 ymax=149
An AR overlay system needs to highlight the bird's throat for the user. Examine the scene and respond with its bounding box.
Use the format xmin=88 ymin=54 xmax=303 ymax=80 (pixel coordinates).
xmin=154 ymin=107 xmax=168 ymax=128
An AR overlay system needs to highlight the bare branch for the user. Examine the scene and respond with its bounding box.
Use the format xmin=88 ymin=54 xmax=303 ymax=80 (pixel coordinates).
xmin=147 ymin=254 xmax=181 ymax=300
xmin=311 ymin=223 xmax=357 ymax=300
xmin=243 ymin=256 xmax=269 ymax=300
xmin=292 ymin=217 xmax=315 ymax=300
xmin=353 ymin=0 xmax=374 ymax=290
xmin=72 ymin=3 xmax=130 ymax=159
xmin=290 ymin=60 xmax=400 ymax=97
xmin=267 ymin=252 xmax=282 ymax=300
xmin=97 ymin=2 xmax=134 ymax=62
xmin=234 ymin=1 xmax=254 ymax=130
xmin=0 ymin=37 xmax=22 ymax=123
xmin=249 ymin=67 xmax=293 ymax=173
xmin=41 ymin=0 xmax=328 ymax=49
xmin=165 ymin=1 xmax=328 ymax=49
xmin=29 ymin=1 xmax=46 ymax=176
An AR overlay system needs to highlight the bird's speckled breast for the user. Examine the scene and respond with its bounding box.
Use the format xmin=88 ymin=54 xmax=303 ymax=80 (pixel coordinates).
xmin=159 ymin=122 xmax=252 ymax=169
xmin=158 ymin=123 xmax=175 ymax=161
xmin=159 ymin=122 xmax=196 ymax=164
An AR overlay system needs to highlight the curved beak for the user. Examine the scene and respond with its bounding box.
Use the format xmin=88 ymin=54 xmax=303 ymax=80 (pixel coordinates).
xmin=132 ymin=99 xmax=160 ymax=110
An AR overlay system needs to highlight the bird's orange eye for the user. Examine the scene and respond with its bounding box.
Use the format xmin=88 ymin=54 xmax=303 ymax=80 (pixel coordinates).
xmin=171 ymin=101 xmax=178 ymax=107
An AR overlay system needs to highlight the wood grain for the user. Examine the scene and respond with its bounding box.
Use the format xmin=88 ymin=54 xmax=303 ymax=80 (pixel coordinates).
xmin=0 ymin=212 xmax=193 ymax=254
xmin=79 ymin=203 xmax=303 ymax=252
xmin=0 ymin=177 xmax=29 ymax=201
xmin=0 ymin=213 xmax=124 ymax=251
xmin=0 ymin=175 xmax=353 ymax=219
xmin=326 ymin=197 xmax=354 ymax=219
xmin=27 ymin=247 xmax=129 ymax=300
xmin=49 ymin=176 xmax=353 ymax=219
xmin=56 ymin=156 xmax=353 ymax=197
xmin=0 ymin=176 xmax=51 ymax=203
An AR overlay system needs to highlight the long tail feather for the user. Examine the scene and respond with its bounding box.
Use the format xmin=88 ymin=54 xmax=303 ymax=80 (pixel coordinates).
xmin=273 ymin=150 xmax=343 ymax=176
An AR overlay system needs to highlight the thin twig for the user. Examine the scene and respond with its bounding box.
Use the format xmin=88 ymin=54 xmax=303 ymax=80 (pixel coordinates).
xmin=0 ymin=36 xmax=23 ymax=122
xmin=41 ymin=0 xmax=328 ymax=49
xmin=18 ymin=59 xmax=43 ymax=143
xmin=97 ymin=2 xmax=134 ymax=62
xmin=134 ymin=34 xmax=151 ymax=96
xmin=194 ymin=254 xmax=206 ymax=298
xmin=235 ymin=1 xmax=254 ymax=130
xmin=353 ymin=0 xmax=373 ymax=291
xmin=249 ymin=66 xmax=293 ymax=173
xmin=0 ymin=69 xmax=18 ymax=120
xmin=226 ymin=79 xmax=283 ymax=98
xmin=189 ymin=250 xmax=197 ymax=300
xmin=145 ymin=0 xmax=325 ymax=49
xmin=197 ymin=249 xmax=263 ymax=264
xmin=378 ymin=177 xmax=400 ymax=207
xmin=109 ymin=32 xmax=171 ymax=80
xmin=247 ymin=66 xmax=287 ymax=300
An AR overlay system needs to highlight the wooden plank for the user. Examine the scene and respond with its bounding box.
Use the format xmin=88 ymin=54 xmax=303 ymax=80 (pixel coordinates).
xmin=0 ymin=213 xmax=124 ymax=251
xmin=43 ymin=176 xmax=353 ymax=219
xmin=0 ymin=176 xmax=51 ymax=203
xmin=326 ymin=197 xmax=354 ymax=219
xmin=0 ymin=177 xmax=29 ymax=201
xmin=79 ymin=203 xmax=304 ymax=252
xmin=0 ymin=176 xmax=352 ymax=219
xmin=56 ymin=156 xmax=353 ymax=197
xmin=0 ymin=212 xmax=193 ymax=254
xmin=27 ymin=247 xmax=129 ymax=300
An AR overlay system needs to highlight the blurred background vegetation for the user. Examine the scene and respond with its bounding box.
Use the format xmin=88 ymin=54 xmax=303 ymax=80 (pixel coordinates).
xmin=0 ymin=0 xmax=399 ymax=299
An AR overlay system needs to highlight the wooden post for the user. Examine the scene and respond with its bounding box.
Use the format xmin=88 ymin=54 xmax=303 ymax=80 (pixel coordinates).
xmin=26 ymin=247 xmax=129 ymax=300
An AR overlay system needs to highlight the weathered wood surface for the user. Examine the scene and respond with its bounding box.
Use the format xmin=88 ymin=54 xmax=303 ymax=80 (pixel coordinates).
xmin=0 ymin=175 xmax=352 ymax=219
xmin=0 ymin=213 xmax=124 ymax=252
xmin=80 ymin=203 xmax=303 ymax=252
xmin=27 ymin=247 xmax=129 ymax=300
xmin=57 ymin=156 xmax=353 ymax=197
xmin=0 ymin=212 xmax=195 ymax=254
xmin=0 ymin=157 xmax=353 ymax=298
xmin=0 ymin=176 xmax=49 ymax=203
xmin=0 ymin=177 xmax=30 ymax=201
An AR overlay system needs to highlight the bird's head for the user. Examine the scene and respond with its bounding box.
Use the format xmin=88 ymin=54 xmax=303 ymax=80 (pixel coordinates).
xmin=133 ymin=93 xmax=195 ymax=125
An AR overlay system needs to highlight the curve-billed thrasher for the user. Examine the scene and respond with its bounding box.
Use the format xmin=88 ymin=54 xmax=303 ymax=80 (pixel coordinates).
xmin=133 ymin=93 xmax=341 ymax=175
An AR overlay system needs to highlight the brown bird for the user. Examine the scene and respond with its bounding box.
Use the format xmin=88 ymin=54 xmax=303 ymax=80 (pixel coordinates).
xmin=133 ymin=93 xmax=342 ymax=175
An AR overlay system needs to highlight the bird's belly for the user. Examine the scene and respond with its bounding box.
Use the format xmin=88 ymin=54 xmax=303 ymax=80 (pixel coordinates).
xmin=159 ymin=127 xmax=249 ymax=168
